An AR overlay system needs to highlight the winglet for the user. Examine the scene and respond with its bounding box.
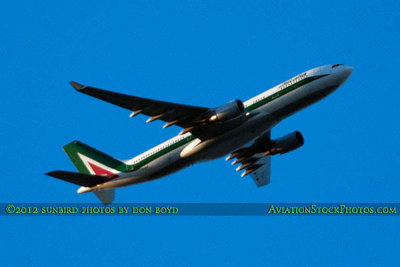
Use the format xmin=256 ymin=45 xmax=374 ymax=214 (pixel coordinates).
xmin=70 ymin=81 xmax=86 ymax=91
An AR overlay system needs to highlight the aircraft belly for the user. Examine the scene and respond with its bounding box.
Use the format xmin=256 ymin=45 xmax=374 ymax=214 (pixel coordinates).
xmin=143 ymin=151 xmax=190 ymax=179
xmin=186 ymin=112 xmax=277 ymax=161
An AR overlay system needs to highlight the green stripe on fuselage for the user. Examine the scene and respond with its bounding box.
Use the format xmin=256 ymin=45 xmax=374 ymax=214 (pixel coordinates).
xmin=130 ymin=135 xmax=196 ymax=170
xmin=245 ymin=74 xmax=327 ymax=112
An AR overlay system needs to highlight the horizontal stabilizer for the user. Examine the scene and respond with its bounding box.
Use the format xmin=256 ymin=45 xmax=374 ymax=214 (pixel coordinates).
xmin=46 ymin=171 xmax=109 ymax=187
xmin=70 ymin=81 xmax=85 ymax=91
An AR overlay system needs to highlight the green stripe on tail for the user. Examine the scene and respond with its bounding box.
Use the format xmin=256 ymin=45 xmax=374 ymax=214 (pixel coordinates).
xmin=62 ymin=141 xmax=133 ymax=173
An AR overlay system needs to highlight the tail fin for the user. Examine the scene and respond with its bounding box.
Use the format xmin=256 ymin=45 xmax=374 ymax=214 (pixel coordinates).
xmin=63 ymin=140 xmax=131 ymax=175
xmin=52 ymin=141 xmax=131 ymax=205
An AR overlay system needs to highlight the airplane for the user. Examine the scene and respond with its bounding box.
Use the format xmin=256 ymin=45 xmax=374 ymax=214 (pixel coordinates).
xmin=47 ymin=64 xmax=353 ymax=205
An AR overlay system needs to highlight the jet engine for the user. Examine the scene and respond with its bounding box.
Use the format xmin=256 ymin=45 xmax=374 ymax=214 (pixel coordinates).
xmin=263 ymin=131 xmax=304 ymax=156
xmin=209 ymin=100 xmax=245 ymax=122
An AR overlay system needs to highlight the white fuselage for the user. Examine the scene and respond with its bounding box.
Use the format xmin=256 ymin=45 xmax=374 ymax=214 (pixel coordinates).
xmin=90 ymin=64 xmax=353 ymax=190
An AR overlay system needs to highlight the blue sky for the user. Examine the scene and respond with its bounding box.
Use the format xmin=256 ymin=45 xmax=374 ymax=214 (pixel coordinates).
xmin=1 ymin=1 xmax=400 ymax=266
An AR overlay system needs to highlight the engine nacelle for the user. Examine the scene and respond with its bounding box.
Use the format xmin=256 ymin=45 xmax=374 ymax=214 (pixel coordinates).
xmin=210 ymin=100 xmax=245 ymax=122
xmin=264 ymin=131 xmax=304 ymax=156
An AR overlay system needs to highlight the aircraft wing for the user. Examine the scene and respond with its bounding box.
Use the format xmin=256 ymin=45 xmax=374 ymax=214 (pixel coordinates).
xmin=226 ymin=131 xmax=271 ymax=187
xmin=70 ymin=81 xmax=210 ymax=134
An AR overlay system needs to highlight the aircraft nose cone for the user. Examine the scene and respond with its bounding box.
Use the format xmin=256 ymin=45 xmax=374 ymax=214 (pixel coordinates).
xmin=338 ymin=65 xmax=353 ymax=84
xmin=343 ymin=66 xmax=354 ymax=77
xmin=344 ymin=66 xmax=354 ymax=76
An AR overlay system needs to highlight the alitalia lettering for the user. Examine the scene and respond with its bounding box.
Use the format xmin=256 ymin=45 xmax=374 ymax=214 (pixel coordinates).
xmin=278 ymin=73 xmax=307 ymax=91
xmin=245 ymin=73 xmax=318 ymax=112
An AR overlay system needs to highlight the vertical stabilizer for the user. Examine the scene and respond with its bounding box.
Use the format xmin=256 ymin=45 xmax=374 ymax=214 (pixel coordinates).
xmin=61 ymin=141 xmax=131 ymax=205
xmin=62 ymin=141 xmax=131 ymax=175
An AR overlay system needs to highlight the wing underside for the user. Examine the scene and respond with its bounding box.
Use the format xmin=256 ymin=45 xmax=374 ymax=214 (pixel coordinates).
xmin=249 ymin=155 xmax=271 ymax=187
xmin=226 ymin=131 xmax=272 ymax=187
xmin=70 ymin=82 xmax=214 ymax=138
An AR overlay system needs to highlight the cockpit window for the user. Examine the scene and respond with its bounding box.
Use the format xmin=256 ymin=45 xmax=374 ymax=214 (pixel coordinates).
xmin=332 ymin=64 xmax=343 ymax=68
